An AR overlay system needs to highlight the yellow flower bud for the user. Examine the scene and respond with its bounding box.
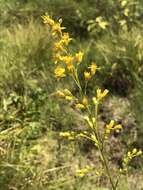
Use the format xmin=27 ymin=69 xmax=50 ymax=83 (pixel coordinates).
xmin=75 ymin=103 xmax=85 ymax=109
xmin=84 ymin=71 xmax=91 ymax=80
xmin=97 ymin=88 xmax=109 ymax=100
xmin=56 ymin=90 xmax=65 ymax=98
xmin=92 ymin=97 xmax=98 ymax=105
xmin=82 ymin=96 xmax=88 ymax=107
xmin=41 ymin=15 xmax=55 ymax=26
xmin=75 ymin=51 xmax=84 ymax=65
xmin=89 ymin=63 xmax=97 ymax=75
xmin=61 ymin=32 xmax=72 ymax=45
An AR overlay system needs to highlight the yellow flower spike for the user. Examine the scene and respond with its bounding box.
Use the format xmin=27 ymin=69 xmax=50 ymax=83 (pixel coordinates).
xmin=41 ymin=15 xmax=55 ymax=26
xmin=97 ymin=88 xmax=109 ymax=100
xmin=54 ymin=66 xmax=66 ymax=78
xmin=84 ymin=71 xmax=91 ymax=81
xmin=75 ymin=51 xmax=84 ymax=65
xmin=88 ymin=63 xmax=97 ymax=75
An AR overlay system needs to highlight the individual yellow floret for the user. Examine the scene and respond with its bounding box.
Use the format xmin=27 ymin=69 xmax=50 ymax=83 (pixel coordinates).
xmin=84 ymin=71 xmax=91 ymax=81
xmin=96 ymin=88 xmax=109 ymax=100
xmin=75 ymin=103 xmax=86 ymax=110
xmin=54 ymin=66 xmax=66 ymax=78
xmin=75 ymin=51 xmax=84 ymax=65
xmin=88 ymin=63 xmax=97 ymax=75
xmin=61 ymin=33 xmax=72 ymax=46
xmin=104 ymin=120 xmax=122 ymax=139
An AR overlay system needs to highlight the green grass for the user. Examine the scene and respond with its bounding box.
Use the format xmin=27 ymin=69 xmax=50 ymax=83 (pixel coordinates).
xmin=0 ymin=0 xmax=143 ymax=189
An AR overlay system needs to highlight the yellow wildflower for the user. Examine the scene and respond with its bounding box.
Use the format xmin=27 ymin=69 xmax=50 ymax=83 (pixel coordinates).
xmin=54 ymin=41 xmax=64 ymax=52
xmin=75 ymin=103 xmax=85 ymax=110
xmin=84 ymin=71 xmax=91 ymax=81
xmin=104 ymin=120 xmax=122 ymax=139
xmin=51 ymin=22 xmax=65 ymax=36
xmin=76 ymin=166 xmax=92 ymax=177
xmin=61 ymin=33 xmax=72 ymax=45
xmin=120 ymin=0 xmax=127 ymax=7
xmin=59 ymin=131 xmax=75 ymax=140
xmin=92 ymin=97 xmax=98 ymax=105
xmin=67 ymin=63 xmax=74 ymax=72
xmin=124 ymin=8 xmax=129 ymax=17
xmin=56 ymin=90 xmax=65 ymax=98
xmin=122 ymin=149 xmax=142 ymax=172
xmin=88 ymin=63 xmax=97 ymax=75
xmin=96 ymin=16 xmax=109 ymax=29
xmin=54 ymin=66 xmax=66 ymax=78
xmin=41 ymin=15 xmax=55 ymax=26
xmin=75 ymin=51 xmax=84 ymax=65
xmin=59 ymin=55 xmax=74 ymax=65
xmin=64 ymin=89 xmax=74 ymax=100
xmin=97 ymin=88 xmax=109 ymax=100
xmin=82 ymin=96 xmax=88 ymax=107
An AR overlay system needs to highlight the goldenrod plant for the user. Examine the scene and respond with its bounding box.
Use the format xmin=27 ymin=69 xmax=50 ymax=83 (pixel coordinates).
xmin=42 ymin=15 xmax=142 ymax=190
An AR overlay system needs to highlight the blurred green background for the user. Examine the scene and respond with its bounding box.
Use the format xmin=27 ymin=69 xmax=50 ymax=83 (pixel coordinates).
xmin=0 ymin=0 xmax=143 ymax=189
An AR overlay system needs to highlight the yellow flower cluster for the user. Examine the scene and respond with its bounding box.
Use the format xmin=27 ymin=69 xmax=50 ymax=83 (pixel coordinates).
xmin=119 ymin=0 xmax=130 ymax=17
xmin=42 ymin=15 xmax=85 ymax=79
xmin=56 ymin=89 xmax=74 ymax=101
xmin=59 ymin=131 xmax=76 ymax=140
xmin=76 ymin=165 xmax=92 ymax=177
xmin=92 ymin=88 xmax=109 ymax=105
xmin=54 ymin=66 xmax=66 ymax=78
xmin=95 ymin=16 xmax=109 ymax=30
xmin=104 ymin=120 xmax=122 ymax=139
xmin=122 ymin=148 xmax=142 ymax=172
xmin=75 ymin=96 xmax=88 ymax=110
xmin=41 ymin=15 xmax=65 ymax=36
xmin=84 ymin=63 xmax=97 ymax=81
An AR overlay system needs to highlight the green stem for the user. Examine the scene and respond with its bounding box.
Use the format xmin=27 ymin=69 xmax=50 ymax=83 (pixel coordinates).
xmin=72 ymin=68 xmax=82 ymax=98
xmin=93 ymin=103 xmax=116 ymax=190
